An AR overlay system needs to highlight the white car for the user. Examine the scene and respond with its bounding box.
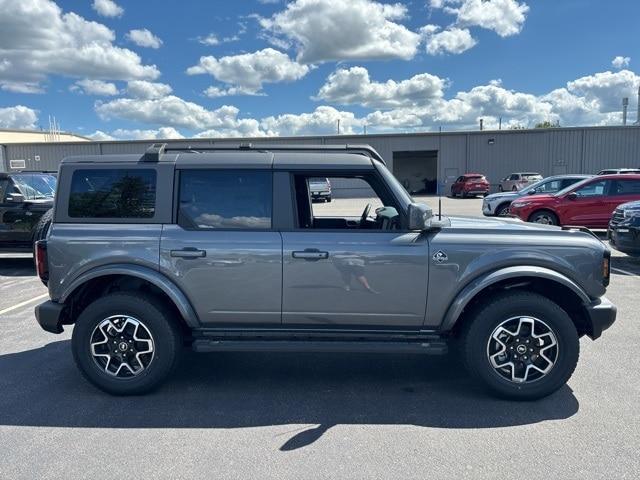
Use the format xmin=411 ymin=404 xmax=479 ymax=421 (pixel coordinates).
xmin=499 ymin=172 xmax=543 ymax=192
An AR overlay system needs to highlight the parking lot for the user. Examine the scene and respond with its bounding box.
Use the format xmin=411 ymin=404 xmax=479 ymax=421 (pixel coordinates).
xmin=0 ymin=196 xmax=639 ymax=479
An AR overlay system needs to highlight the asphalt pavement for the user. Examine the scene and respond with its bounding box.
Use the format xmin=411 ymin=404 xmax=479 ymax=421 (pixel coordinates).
xmin=0 ymin=197 xmax=638 ymax=479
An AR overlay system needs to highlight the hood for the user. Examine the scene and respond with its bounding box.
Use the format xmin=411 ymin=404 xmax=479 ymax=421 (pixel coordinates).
xmin=485 ymin=191 xmax=521 ymax=201
xmin=511 ymin=193 xmax=556 ymax=204
xmin=619 ymin=200 xmax=640 ymax=211
xmin=446 ymin=215 xmax=560 ymax=232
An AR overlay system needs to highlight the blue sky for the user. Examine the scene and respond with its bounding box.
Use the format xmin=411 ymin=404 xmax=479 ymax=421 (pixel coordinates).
xmin=0 ymin=0 xmax=639 ymax=140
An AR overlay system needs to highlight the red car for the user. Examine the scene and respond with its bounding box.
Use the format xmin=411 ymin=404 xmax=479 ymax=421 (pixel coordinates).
xmin=450 ymin=174 xmax=490 ymax=198
xmin=509 ymin=174 xmax=640 ymax=228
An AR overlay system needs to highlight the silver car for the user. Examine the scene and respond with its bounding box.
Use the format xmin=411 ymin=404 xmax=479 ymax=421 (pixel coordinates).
xmin=483 ymin=174 xmax=592 ymax=217
xmin=499 ymin=172 xmax=543 ymax=192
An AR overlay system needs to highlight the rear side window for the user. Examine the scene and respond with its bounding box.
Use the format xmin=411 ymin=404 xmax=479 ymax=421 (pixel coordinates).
xmin=178 ymin=170 xmax=272 ymax=230
xmin=68 ymin=169 xmax=156 ymax=218
xmin=612 ymin=179 xmax=640 ymax=195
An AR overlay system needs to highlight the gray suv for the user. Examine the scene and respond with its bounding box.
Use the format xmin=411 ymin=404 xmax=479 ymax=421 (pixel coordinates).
xmin=34 ymin=144 xmax=616 ymax=399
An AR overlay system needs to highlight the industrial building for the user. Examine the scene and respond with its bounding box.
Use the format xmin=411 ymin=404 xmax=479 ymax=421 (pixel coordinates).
xmin=0 ymin=128 xmax=89 ymax=145
xmin=1 ymin=125 xmax=640 ymax=194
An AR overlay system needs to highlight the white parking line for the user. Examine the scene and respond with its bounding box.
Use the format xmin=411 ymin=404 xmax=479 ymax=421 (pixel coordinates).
xmin=0 ymin=293 xmax=49 ymax=316
xmin=611 ymin=267 xmax=639 ymax=277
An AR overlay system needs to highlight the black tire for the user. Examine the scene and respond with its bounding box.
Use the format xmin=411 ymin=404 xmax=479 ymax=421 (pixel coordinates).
xmin=529 ymin=210 xmax=559 ymax=226
xmin=498 ymin=185 xmax=503 ymax=192
xmin=512 ymin=186 xmax=517 ymax=192
xmin=461 ymin=192 xmax=468 ymax=198
xmin=32 ymin=208 xmax=53 ymax=243
xmin=495 ymin=203 xmax=511 ymax=217
xmin=461 ymin=291 xmax=579 ymax=400
xmin=72 ymin=293 xmax=183 ymax=395
xmin=450 ymin=187 xmax=456 ymax=198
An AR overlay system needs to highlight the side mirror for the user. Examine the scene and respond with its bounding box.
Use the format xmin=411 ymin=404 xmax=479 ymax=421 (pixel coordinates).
xmin=7 ymin=193 xmax=25 ymax=203
xmin=527 ymin=189 xmax=536 ymax=195
xmin=566 ymin=192 xmax=578 ymax=201
xmin=408 ymin=202 xmax=433 ymax=230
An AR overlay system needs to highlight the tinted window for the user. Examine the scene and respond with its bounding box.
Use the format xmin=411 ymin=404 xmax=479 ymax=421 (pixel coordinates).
xmin=612 ymin=179 xmax=640 ymax=195
xmin=69 ymin=169 xmax=156 ymax=218
xmin=179 ymin=170 xmax=272 ymax=230
xmin=509 ymin=174 xmax=519 ymax=180
xmin=575 ymin=180 xmax=607 ymax=197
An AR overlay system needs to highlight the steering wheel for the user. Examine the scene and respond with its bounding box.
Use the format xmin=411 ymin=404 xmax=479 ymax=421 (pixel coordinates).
xmin=359 ymin=203 xmax=371 ymax=228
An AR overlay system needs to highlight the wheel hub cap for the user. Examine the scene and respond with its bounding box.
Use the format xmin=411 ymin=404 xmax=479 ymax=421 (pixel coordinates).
xmin=90 ymin=315 xmax=155 ymax=378
xmin=486 ymin=316 xmax=559 ymax=384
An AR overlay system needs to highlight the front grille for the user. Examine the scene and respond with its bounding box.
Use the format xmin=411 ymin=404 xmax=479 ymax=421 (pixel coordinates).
xmin=610 ymin=209 xmax=624 ymax=227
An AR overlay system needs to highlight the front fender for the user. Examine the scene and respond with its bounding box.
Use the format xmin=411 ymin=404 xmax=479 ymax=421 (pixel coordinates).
xmin=60 ymin=263 xmax=200 ymax=328
xmin=439 ymin=265 xmax=591 ymax=331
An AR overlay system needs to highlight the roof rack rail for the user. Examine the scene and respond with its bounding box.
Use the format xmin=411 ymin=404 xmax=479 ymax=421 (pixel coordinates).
xmin=161 ymin=143 xmax=386 ymax=165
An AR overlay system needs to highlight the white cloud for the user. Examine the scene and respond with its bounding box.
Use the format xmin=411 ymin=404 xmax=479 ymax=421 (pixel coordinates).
xmin=0 ymin=0 xmax=159 ymax=92
xmin=187 ymin=48 xmax=309 ymax=95
xmin=95 ymin=95 xmax=263 ymax=136
xmin=92 ymin=0 xmax=123 ymax=18
xmin=203 ymin=86 xmax=265 ymax=98
xmin=431 ymin=0 xmax=529 ymax=37
xmin=567 ymin=69 xmax=640 ymax=112
xmin=198 ymin=33 xmax=220 ymax=46
xmin=314 ymin=66 xmax=447 ymax=109
xmin=421 ymin=25 xmax=477 ymax=55
xmin=88 ymin=127 xmax=184 ymax=140
xmin=259 ymin=0 xmax=421 ymax=63
xmin=1 ymin=82 xmax=45 ymax=94
xmin=126 ymin=80 xmax=173 ymax=99
xmin=126 ymin=28 xmax=163 ymax=49
xmin=0 ymin=105 xmax=39 ymax=129
xmin=71 ymin=79 xmax=118 ymax=96
xmin=260 ymin=106 xmax=364 ymax=136
xmin=612 ymin=56 xmax=631 ymax=69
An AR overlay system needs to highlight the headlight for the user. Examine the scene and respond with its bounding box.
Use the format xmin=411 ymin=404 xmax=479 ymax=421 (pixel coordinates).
xmin=623 ymin=209 xmax=640 ymax=218
xmin=511 ymin=201 xmax=530 ymax=208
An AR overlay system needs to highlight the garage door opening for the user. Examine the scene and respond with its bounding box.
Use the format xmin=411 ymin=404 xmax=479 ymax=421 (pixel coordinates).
xmin=392 ymin=150 xmax=438 ymax=194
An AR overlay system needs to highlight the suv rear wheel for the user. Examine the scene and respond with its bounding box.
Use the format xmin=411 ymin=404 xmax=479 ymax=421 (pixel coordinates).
xmin=461 ymin=291 xmax=579 ymax=400
xmin=71 ymin=293 xmax=182 ymax=395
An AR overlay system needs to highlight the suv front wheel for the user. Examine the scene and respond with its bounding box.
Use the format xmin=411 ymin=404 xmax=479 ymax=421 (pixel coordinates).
xmin=461 ymin=291 xmax=579 ymax=400
xmin=72 ymin=293 xmax=183 ymax=395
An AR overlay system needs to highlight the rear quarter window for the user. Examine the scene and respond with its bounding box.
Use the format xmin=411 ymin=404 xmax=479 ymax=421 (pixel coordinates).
xmin=68 ymin=169 xmax=156 ymax=218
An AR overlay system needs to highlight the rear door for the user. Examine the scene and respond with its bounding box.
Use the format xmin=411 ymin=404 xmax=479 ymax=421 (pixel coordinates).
xmin=607 ymin=178 xmax=640 ymax=217
xmin=560 ymin=179 xmax=611 ymax=227
xmin=160 ymin=168 xmax=283 ymax=326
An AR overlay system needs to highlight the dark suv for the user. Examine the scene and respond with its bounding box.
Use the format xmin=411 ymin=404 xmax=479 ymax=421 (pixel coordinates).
xmin=35 ymin=144 xmax=616 ymax=399
xmin=0 ymin=171 xmax=56 ymax=253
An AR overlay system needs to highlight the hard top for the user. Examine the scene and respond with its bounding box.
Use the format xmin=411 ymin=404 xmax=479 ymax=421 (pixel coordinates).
xmin=59 ymin=143 xmax=385 ymax=170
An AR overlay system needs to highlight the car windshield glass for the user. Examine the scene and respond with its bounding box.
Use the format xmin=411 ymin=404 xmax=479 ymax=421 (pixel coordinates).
xmin=466 ymin=176 xmax=484 ymax=181
xmin=520 ymin=178 xmax=548 ymax=193
xmin=12 ymin=173 xmax=57 ymax=199
xmin=554 ymin=177 xmax=593 ymax=196
xmin=523 ymin=174 xmax=542 ymax=180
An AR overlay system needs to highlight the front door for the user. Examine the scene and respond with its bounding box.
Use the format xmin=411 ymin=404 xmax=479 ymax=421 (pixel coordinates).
xmin=561 ymin=179 xmax=611 ymax=227
xmin=160 ymin=169 xmax=282 ymax=326
xmin=281 ymin=173 xmax=429 ymax=328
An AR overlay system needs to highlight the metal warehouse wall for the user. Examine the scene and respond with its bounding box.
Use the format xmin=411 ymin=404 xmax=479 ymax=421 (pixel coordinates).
xmin=3 ymin=126 xmax=640 ymax=186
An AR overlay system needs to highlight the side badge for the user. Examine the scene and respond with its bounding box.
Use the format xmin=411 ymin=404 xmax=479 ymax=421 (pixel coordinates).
xmin=432 ymin=250 xmax=448 ymax=264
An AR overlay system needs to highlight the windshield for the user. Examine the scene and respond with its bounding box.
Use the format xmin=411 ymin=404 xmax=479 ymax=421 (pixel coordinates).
xmin=12 ymin=173 xmax=57 ymax=199
xmin=375 ymin=161 xmax=413 ymax=207
xmin=554 ymin=176 xmax=592 ymax=196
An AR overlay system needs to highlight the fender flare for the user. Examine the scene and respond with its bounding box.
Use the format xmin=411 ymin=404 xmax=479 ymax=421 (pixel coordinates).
xmin=440 ymin=265 xmax=591 ymax=331
xmin=60 ymin=264 xmax=200 ymax=328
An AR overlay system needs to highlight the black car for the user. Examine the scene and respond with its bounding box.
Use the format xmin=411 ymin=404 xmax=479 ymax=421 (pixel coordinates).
xmin=0 ymin=171 xmax=56 ymax=253
xmin=608 ymin=200 xmax=640 ymax=256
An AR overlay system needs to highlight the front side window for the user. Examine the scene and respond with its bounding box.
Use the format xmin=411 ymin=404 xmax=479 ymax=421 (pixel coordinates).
xmin=178 ymin=170 xmax=272 ymax=230
xmin=536 ymin=180 xmax=562 ymax=193
xmin=69 ymin=169 xmax=156 ymax=218
xmin=575 ymin=180 xmax=607 ymax=197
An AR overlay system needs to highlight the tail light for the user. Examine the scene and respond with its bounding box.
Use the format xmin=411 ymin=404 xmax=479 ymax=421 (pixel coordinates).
xmin=35 ymin=240 xmax=49 ymax=284
xmin=602 ymin=250 xmax=611 ymax=287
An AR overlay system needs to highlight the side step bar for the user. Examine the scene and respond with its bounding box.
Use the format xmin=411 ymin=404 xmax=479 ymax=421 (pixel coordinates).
xmin=192 ymin=339 xmax=448 ymax=355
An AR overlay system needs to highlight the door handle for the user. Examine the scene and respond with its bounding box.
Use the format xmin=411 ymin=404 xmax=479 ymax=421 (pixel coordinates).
xmin=292 ymin=249 xmax=329 ymax=261
xmin=170 ymin=248 xmax=206 ymax=258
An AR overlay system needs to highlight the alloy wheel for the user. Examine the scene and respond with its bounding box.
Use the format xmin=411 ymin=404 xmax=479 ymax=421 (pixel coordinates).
xmin=90 ymin=315 xmax=155 ymax=378
xmin=486 ymin=316 xmax=559 ymax=384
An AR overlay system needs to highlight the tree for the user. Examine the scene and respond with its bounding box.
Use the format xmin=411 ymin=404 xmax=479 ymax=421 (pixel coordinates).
xmin=535 ymin=120 xmax=560 ymax=129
